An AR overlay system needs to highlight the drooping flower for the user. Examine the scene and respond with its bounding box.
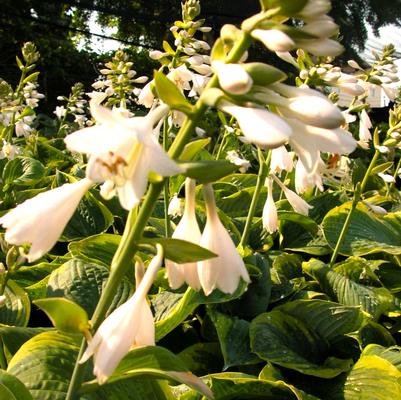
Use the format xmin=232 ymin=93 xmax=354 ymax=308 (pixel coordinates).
xmin=80 ymin=245 xmax=164 ymax=384
xmin=226 ymin=150 xmax=251 ymax=173
xmin=358 ymin=109 xmax=372 ymax=149
xmin=197 ymin=184 xmax=250 ymax=295
xmin=270 ymin=146 xmax=293 ymax=173
xmin=0 ymin=178 xmax=93 ymax=262
xmin=167 ymin=194 xmax=183 ymax=218
xmin=271 ymin=174 xmax=312 ymax=216
xmin=219 ymin=101 xmax=292 ymax=149
xmin=65 ymin=102 xmax=182 ymax=210
xmin=262 ymin=177 xmax=278 ymax=233
xmin=166 ymin=179 xmax=202 ymax=290
xmin=251 ymin=29 xmax=295 ymax=53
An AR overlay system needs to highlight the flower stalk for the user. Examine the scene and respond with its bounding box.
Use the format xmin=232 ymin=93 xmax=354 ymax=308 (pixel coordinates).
xmin=66 ymin=29 xmax=253 ymax=400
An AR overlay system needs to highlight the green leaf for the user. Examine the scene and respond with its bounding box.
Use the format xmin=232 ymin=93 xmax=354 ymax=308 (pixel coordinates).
xmin=0 ymin=280 xmax=30 ymax=327
xmin=179 ymin=160 xmax=238 ymax=184
xmin=244 ymin=62 xmax=287 ymax=86
xmin=338 ymin=354 xmax=401 ymax=400
xmin=180 ymin=372 xmax=305 ymax=400
xmin=80 ymin=346 xmax=213 ymax=399
xmin=250 ymin=300 xmax=360 ymax=378
xmin=362 ymin=344 xmax=401 ymax=371
xmin=0 ymin=370 xmax=33 ymax=400
xmin=2 ymin=157 xmax=45 ymax=189
xmin=68 ymin=233 xmax=121 ymax=266
xmin=154 ymin=282 xmax=248 ymax=340
xmin=33 ymin=297 xmax=89 ymax=335
xmin=323 ymin=203 xmax=401 ymax=256
xmin=180 ymin=138 xmax=211 ymax=161
xmin=12 ymin=262 xmax=60 ymax=288
xmin=139 ymin=238 xmax=217 ymax=264
xmin=0 ymin=326 xmax=48 ymax=363
xmin=209 ymin=308 xmax=260 ymax=369
xmin=7 ymin=331 xmax=173 ymax=400
xmin=46 ymin=258 xmax=133 ymax=318
xmin=61 ymin=191 xmax=114 ymax=241
xmin=371 ymin=161 xmax=394 ymax=175
xmin=303 ymin=259 xmax=396 ymax=320
xmin=154 ymin=71 xmax=193 ymax=113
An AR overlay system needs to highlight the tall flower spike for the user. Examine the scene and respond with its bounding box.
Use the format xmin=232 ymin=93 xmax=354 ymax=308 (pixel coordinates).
xmin=65 ymin=102 xmax=182 ymax=210
xmin=79 ymin=244 xmax=164 ymax=384
xmin=166 ymin=179 xmax=202 ymax=290
xmin=262 ymin=177 xmax=278 ymax=233
xmin=0 ymin=178 xmax=93 ymax=262
xmin=197 ymin=184 xmax=250 ymax=295
xmin=219 ymin=101 xmax=292 ymax=149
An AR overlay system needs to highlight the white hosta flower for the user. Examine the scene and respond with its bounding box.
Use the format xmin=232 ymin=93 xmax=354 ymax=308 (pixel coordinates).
xmin=270 ymin=146 xmax=293 ymax=173
xmin=251 ymin=29 xmax=295 ymax=53
xmin=298 ymin=0 xmax=331 ymax=19
xmin=295 ymin=159 xmax=323 ymax=194
xmin=362 ymin=201 xmax=387 ymax=215
xmin=301 ymin=16 xmax=338 ymax=37
xmin=378 ymin=172 xmax=396 ymax=183
xmin=137 ymin=82 xmax=155 ymax=108
xmin=65 ymin=102 xmax=182 ymax=210
xmin=54 ymin=106 xmax=66 ymax=119
xmin=220 ymin=102 xmax=292 ymax=149
xmin=358 ymin=109 xmax=372 ymax=149
xmin=0 ymin=178 xmax=93 ymax=262
xmin=167 ymin=194 xmax=183 ymax=218
xmin=15 ymin=119 xmax=33 ymax=137
xmin=197 ymin=184 xmax=250 ymax=295
xmin=262 ymin=177 xmax=278 ymax=233
xmin=272 ymin=175 xmax=312 ymax=216
xmin=226 ymin=150 xmax=250 ymax=173
xmin=286 ymin=118 xmax=356 ymax=174
xmin=297 ymin=38 xmax=343 ymax=57
xmin=166 ymin=179 xmax=202 ymax=291
xmin=80 ymin=245 xmax=164 ymax=384
xmin=0 ymin=140 xmax=18 ymax=160
xmin=214 ymin=62 xmax=253 ymax=95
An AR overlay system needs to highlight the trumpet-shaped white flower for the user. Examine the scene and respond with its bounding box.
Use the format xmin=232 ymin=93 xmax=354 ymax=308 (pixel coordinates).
xmin=262 ymin=177 xmax=278 ymax=233
xmin=286 ymin=118 xmax=356 ymax=174
xmin=166 ymin=179 xmax=202 ymax=290
xmin=358 ymin=109 xmax=372 ymax=149
xmin=80 ymin=245 xmax=164 ymax=384
xmin=167 ymin=194 xmax=183 ymax=218
xmin=272 ymin=175 xmax=312 ymax=216
xmin=197 ymin=184 xmax=250 ymax=295
xmin=270 ymin=146 xmax=293 ymax=173
xmin=226 ymin=150 xmax=251 ymax=173
xmin=295 ymin=159 xmax=323 ymax=194
xmin=214 ymin=62 xmax=253 ymax=95
xmin=0 ymin=178 xmax=93 ymax=262
xmin=65 ymin=102 xmax=182 ymax=210
xmin=251 ymin=29 xmax=295 ymax=53
xmin=219 ymin=102 xmax=292 ymax=149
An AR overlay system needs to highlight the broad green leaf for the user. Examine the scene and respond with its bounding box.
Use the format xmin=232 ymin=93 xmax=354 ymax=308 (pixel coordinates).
xmin=11 ymin=262 xmax=60 ymax=288
xmin=338 ymin=354 xmax=401 ymax=400
xmin=68 ymin=233 xmax=121 ymax=266
xmin=323 ymin=202 xmax=401 ymax=256
xmin=250 ymin=300 xmax=358 ymax=378
xmin=209 ymin=308 xmax=260 ymax=369
xmin=154 ymin=71 xmax=193 ymax=113
xmin=180 ymin=372 xmax=307 ymax=400
xmin=180 ymin=138 xmax=211 ymax=161
xmin=179 ymin=160 xmax=238 ymax=184
xmin=7 ymin=331 xmax=174 ymax=400
xmin=0 ymin=280 xmax=30 ymax=327
xmin=46 ymin=258 xmax=132 ymax=317
xmin=154 ymin=281 xmax=248 ymax=340
xmin=0 ymin=370 xmax=33 ymax=400
xmin=139 ymin=238 xmax=217 ymax=264
xmin=80 ymin=346 xmax=213 ymax=399
xmin=33 ymin=297 xmax=89 ymax=335
xmin=303 ymin=259 xmax=396 ymax=320
xmin=178 ymin=343 xmax=223 ymax=376
xmin=359 ymin=321 xmax=396 ymax=348
xmin=61 ymin=191 xmax=114 ymax=241
xmin=362 ymin=344 xmax=401 ymax=371
xmin=2 ymin=157 xmax=45 ymax=189
xmin=0 ymin=326 xmax=48 ymax=363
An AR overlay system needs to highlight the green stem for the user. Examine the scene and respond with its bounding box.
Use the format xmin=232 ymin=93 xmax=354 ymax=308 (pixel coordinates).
xmin=329 ymin=149 xmax=380 ymax=267
xmin=239 ymin=148 xmax=270 ymax=248
xmin=66 ymin=31 xmax=252 ymax=400
xmin=163 ymin=119 xmax=172 ymax=237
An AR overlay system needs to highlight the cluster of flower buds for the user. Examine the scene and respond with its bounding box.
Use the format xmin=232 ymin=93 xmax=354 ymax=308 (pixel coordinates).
xmin=139 ymin=0 xmax=211 ymax=108
xmin=91 ymin=50 xmax=148 ymax=108
xmin=248 ymin=0 xmax=342 ymax=57
xmin=55 ymin=82 xmax=91 ymax=131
